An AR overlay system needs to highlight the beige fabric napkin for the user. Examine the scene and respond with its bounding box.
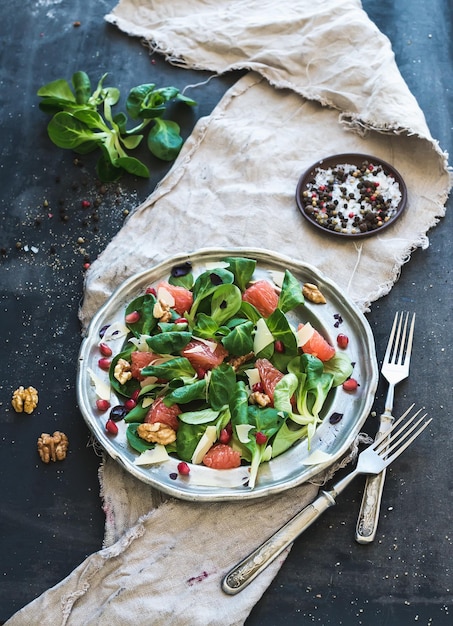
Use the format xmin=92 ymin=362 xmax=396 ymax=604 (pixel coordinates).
xmin=6 ymin=1 xmax=451 ymax=625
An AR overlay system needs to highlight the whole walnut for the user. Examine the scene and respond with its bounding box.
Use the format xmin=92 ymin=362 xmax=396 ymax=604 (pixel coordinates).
xmin=12 ymin=386 xmax=38 ymax=414
xmin=37 ymin=431 xmax=69 ymax=463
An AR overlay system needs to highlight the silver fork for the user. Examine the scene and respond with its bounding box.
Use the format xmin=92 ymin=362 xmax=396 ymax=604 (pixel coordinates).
xmin=222 ymin=406 xmax=431 ymax=595
xmin=355 ymin=311 xmax=416 ymax=544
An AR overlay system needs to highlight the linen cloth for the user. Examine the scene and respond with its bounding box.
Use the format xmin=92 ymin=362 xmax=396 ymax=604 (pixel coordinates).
xmin=6 ymin=1 xmax=451 ymax=625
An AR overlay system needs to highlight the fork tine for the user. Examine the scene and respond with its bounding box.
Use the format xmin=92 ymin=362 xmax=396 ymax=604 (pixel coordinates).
xmin=404 ymin=312 xmax=416 ymax=366
xmin=392 ymin=311 xmax=416 ymax=366
xmin=383 ymin=311 xmax=399 ymax=363
xmin=384 ymin=417 xmax=432 ymax=466
xmin=375 ymin=409 xmax=427 ymax=457
xmin=384 ymin=311 xmax=416 ymax=367
xmin=371 ymin=404 xmax=415 ymax=453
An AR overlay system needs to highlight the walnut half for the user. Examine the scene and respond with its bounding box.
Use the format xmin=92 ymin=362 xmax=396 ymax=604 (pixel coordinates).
xmin=114 ymin=358 xmax=132 ymax=385
xmin=37 ymin=431 xmax=69 ymax=463
xmin=249 ymin=391 xmax=271 ymax=407
xmin=303 ymin=282 xmax=327 ymax=304
xmin=12 ymin=386 xmax=38 ymax=414
xmin=137 ymin=422 xmax=176 ymax=446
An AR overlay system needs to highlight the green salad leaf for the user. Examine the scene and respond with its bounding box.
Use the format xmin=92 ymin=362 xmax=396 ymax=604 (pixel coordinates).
xmin=38 ymin=71 xmax=197 ymax=181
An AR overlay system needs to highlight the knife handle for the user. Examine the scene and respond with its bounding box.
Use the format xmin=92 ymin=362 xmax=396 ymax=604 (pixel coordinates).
xmin=355 ymin=413 xmax=393 ymax=544
xmin=221 ymin=490 xmax=336 ymax=594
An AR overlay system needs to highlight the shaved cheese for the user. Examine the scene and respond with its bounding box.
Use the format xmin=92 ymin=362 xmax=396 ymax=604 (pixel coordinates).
xmin=262 ymin=445 xmax=272 ymax=462
xmin=269 ymin=270 xmax=285 ymax=288
xmin=140 ymin=376 xmax=158 ymax=388
xmin=129 ymin=335 xmax=152 ymax=351
xmin=296 ymin=322 xmax=315 ymax=347
xmin=188 ymin=468 xmax=249 ymax=488
xmin=183 ymin=345 xmax=206 ymax=354
xmin=245 ymin=368 xmax=260 ymax=388
xmin=141 ymin=397 xmax=154 ymax=408
xmin=102 ymin=321 xmax=128 ymax=342
xmin=303 ymin=449 xmax=333 ymax=465
xmin=191 ymin=425 xmax=217 ymax=464
xmin=134 ymin=445 xmax=170 ymax=466
xmin=194 ymin=336 xmax=218 ymax=352
xmin=87 ymin=367 xmax=111 ymax=401
xmin=254 ymin=318 xmax=274 ymax=354
xmin=236 ymin=423 xmax=254 ymax=444
xmin=184 ymin=337 xmax=218 ymax=353
xmin=205 ymin=261 xmax=230 ymax=270
xmin=157 ymin=286 xmax=175 ymax=307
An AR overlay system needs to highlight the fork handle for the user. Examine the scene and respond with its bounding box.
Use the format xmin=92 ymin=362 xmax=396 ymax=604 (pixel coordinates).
xmin=221 ymin=490 xmax=336 ymax=594
xmin=355 ymin=413 xmax=393 ymax=544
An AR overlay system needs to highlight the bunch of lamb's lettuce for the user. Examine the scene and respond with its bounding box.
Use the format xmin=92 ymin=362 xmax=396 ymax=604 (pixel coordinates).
xmin=38 ymin=71 xmax=196 ymax=182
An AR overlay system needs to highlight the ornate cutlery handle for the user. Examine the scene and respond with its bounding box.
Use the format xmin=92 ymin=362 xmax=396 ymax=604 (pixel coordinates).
xmin=355 ymin=468 xmax=387 ymax=543
xmin=222 ymin=490 xmax=335 ymax=595
xmin=355 ymin=413 xmax=392 ymax=544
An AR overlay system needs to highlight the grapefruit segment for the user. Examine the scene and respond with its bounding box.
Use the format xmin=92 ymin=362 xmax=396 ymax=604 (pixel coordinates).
xmin=202 ymin=443 xmax=241 ymax=469
xmin=255 ymin=358 xmax=284 ymax=403
xmin=181 ymin=338 xmax=228 ymax=371
xmin=242 ymin=280 xmax=279 ymax=317
xmin=156 ymin=281 xmax=193 ymax=315
xmin=144 ymin=397 xmax=181 ymax=431
xmin=130 ymin=351 xmax=160 ymax=380
xmin=297 ymin=323 xmax=336 ymax=361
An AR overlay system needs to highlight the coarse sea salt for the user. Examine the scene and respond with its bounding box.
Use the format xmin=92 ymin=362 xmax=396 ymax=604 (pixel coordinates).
xmin=302 ymin=161 xmax=402 ymax=235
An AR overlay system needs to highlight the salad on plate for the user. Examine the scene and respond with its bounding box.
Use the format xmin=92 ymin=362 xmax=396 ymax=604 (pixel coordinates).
xmin=88 ymin=255 xmax=356 ymax=490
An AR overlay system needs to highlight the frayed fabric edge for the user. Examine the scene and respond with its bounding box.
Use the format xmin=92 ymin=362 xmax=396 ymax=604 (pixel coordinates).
xmin=105 ymin=12 xmax=448 ymax=150
xmin=59 ymin=513 xmax=148 ymax=622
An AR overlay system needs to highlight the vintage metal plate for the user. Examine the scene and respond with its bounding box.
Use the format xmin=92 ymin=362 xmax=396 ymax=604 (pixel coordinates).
xmin=77 ymin=248 xmax=378 ymax=501
xmin=295 ymin=153 xmax=407 ymax=238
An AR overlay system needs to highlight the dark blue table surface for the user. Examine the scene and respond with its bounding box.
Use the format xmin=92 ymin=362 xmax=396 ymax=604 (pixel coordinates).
xmin=1 ymin=1 xmax=452 ymax=624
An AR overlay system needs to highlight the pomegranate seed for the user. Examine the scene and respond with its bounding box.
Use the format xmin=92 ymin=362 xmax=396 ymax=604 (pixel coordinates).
xmin=124 ymin=398 xmax=136 ymax=412
xmin=146 ymin=287 xmax=157 ymax=296
xmin=99 ymin=342 xmax=112 ymax=357
xmin=337 ymin=333 xmax=349 ymax=349
xmin=219 ymin=428 xmax=231 ymax=444
xmin=274 ymin=340 xmax=285 ymax=353
xmin=255 ymin=432 xmax=268 ymax=445
xmin=177 ymin=461 xmax=190 ymax=476
xmin=105 ymin=419 xmax=118 ymax=435
xmin=343 ymin=378 xmax=359 ymax=392
xmin=131 ymin=388 xmax=140 ymax=402
xmin=81 ymin=200 xmax=91 ymax=208
xmin=174 ymin=317 xmax=188 ymax=325
xmin=96 ymin=399 xmax=110 ymax=412
xmin=83 ymin=262 xmax=91 ymax=270
xmin=252 ymin=382 xmax=264 ymax=393
xmin=125 ymin=311 xmax=140 ymax=324
xmin=98 ymin=357 xmax=111 ymax=370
